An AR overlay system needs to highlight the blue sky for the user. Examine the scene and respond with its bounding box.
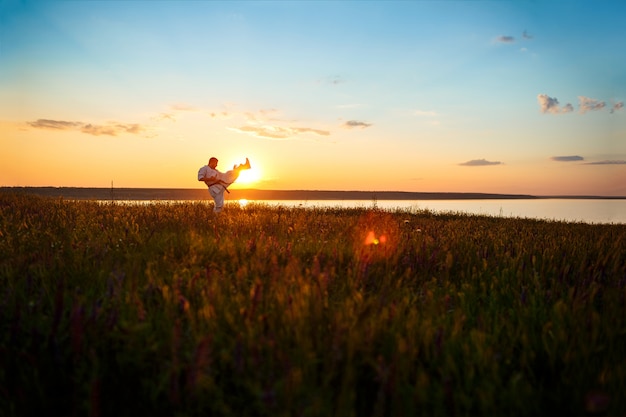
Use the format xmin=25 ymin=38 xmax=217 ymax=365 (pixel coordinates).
xmin=2 ymin=0 xmax=625 ymax=195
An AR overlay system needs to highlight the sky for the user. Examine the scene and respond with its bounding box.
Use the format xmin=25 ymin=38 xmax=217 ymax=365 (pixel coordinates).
xmin=1 ymin=0 xmax=625 ymax=196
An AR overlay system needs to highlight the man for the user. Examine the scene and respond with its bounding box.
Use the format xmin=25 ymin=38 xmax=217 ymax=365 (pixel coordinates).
xmin=198 ymin=157 xmax=251 ymax=212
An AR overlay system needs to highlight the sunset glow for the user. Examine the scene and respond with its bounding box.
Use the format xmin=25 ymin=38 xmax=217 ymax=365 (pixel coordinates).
xmin=1 ymin=1 xmax=624 ymax=196
xmin=234 ymin=167 xmax=262 ymax=187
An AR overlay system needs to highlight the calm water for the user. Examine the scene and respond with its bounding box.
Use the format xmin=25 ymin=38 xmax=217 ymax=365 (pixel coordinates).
xmin=110 ymin=198 xmax=625 ymax=224
xmin=239 ymin=199 xmax=626 ymax=224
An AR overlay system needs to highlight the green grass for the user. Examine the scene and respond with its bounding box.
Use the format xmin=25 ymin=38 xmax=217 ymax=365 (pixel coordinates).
xmin=1 ymin=193 xmax=625 ymax=416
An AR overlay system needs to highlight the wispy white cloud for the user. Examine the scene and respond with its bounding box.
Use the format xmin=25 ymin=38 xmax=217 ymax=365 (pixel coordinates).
xmin=538 ymin=94 xmax=623 ymax=115
xmin=225 ymin=106 xmax=333 ymax=139
xmin=537 ymin=94 xmax=574 ymax=114
xmin=152 ymin=112 xmax=177 ymax=122
xmin=412 ymin=109 xmax=440 ymax=126
xmin=151 ymin=103 xmax=214 ymax=123
xmin=578 ymin=96 xmax=606 ymax=114
xmin=208 ymin=111 xmax=234 ymax=120
xmin=243 ymin=108 xmax=280 ymax=122
xmin=336 ymin=103 xmax=363 ymax=109
xmin=459 ymin=159 xmax=502 ymax=166
xmin=171 ymin=103 xmax=200 ymax=112
xmin=551 ymin=155 xmax=584 ymax=162
xmin=169 ymin=104 xmax=280 ymax=122
xmin=152 ymin=103 xmax=330 ymax=141
xmin=229 ymin=125 xmax=330 ymax=140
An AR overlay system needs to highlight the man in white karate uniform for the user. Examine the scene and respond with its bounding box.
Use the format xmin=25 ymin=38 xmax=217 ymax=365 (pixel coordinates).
xmin=198 ymin=157 xmax=251 ymax=213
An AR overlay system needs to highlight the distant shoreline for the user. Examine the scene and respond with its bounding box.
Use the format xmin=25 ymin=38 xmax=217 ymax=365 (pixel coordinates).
xmin=2 ymin=187 xmax=625 ymax=200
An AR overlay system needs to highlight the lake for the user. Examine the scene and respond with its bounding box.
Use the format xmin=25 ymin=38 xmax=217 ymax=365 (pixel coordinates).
xmin=235 ymin=199 xmax=626 ymax=224
xmin=8 ymin=187 xmax=624 ymax=224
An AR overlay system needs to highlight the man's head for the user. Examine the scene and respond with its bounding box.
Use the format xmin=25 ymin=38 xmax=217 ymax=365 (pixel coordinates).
xmin=208 ymin=157 xmax=218 ymax=169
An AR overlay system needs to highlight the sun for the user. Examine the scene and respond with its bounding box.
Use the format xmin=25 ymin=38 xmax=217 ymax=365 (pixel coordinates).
xmin=236 ymin=166 xmax=261 ymax=185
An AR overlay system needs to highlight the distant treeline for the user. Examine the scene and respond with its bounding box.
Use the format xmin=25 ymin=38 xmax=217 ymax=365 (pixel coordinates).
xmin=3 ymin=187 xmax=624 ymax=200
xmin=0 ymin=187 xmax=546 ymax=201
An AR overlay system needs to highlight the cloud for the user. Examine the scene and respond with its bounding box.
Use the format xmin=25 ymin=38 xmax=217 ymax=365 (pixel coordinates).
xmin=318 ymin=75 xmax=346 ymax=85
xmin=537 ymin=94 xmax=574 ymax=114
xmin=584 ymin=160 xmax=626 ymax=165
xmin=343 ymin=120 xmax=372 ymax=129
xmin=538 ymin=94 xmax=623 ymax=115
xmin=28 ymin=119 xmax=147 ymax=136
xmin=150 ymin=103 xmax=204 ymax=123
xmin=328 ymin=75 xmax=345 ymax=85
xmin=153 ymin=112 xmax=177 ymax=122
xmin=160 ymin=104 xmax=283 ymax=123
xmin=551 ymin=155 xmax=584 ymax=162
xmin=171 ymin=103 xmax=200 ymax=112
xmin=209 ymin=111 xmax=233 ymax=120
xmin=243 ymin=108 xmax=279 ymax=122
xmin=459 ymin=159 xmax=502 ymax=166
xmin=495 ymin=31 xmax=533 ymax=44
xmin=27 ymin=119 xmax=82 ymax=130
xmin=84 ymin=123 xmax=144 ymax=136
xmin=217 ymin=106 xmax=334 ymax=140
xmin=578 ymin=96 xmax=606 ymax=114
xmin=412 ymin=109 xmax=440 ymax=126
xmin=230 ymin=125 xmax=330 ymax=140
xmin=336 ymin=103 xmax=363 ymax=109
xmin=496 ymin=35 xmax=515 ymax=43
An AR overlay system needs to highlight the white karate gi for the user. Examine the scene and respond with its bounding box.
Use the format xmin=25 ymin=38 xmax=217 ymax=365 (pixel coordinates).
xmin=198 ymin=165 xmax=240 ymax=213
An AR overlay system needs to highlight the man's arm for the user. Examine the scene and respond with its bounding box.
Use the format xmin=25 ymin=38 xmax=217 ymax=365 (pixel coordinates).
xmin=198 ymin=166 xmax=217 ymax=182
xmin=198 ymin=174 xmax=217 ymax=182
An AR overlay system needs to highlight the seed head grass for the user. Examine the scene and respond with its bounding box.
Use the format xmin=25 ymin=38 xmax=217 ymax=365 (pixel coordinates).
xmin=1 ymin=193 xmax=625 ymax=416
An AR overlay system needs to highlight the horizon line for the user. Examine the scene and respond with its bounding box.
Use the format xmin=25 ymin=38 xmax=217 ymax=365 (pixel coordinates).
xmin=2 ymin=186 xmax=625 ymax=200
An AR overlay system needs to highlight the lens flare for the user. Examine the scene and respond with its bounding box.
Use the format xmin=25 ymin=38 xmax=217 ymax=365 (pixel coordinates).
xmin=365 ymin=231 xmax=377 ymax=245
xmin=364 ymin=231 xmax=387 ymax=245
xmin=355 ymin=212 xmax=399 ymax=261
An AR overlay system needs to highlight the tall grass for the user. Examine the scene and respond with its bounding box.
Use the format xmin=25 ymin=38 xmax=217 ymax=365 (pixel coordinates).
xmin=1 ymin=193 xmax=625 ymax=416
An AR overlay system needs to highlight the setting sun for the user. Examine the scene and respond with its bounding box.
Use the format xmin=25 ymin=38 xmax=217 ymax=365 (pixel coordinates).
xmin=236 ymin=167 xmax=262 ymax=185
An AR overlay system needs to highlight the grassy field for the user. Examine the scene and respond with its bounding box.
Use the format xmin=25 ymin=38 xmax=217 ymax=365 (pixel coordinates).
xmin=1 ymin=193 xmax=625 ymax=416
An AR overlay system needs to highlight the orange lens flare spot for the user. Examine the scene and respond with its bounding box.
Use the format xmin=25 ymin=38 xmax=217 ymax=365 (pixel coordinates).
xmin=364 ymin=231 xmax=382 ymax=245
